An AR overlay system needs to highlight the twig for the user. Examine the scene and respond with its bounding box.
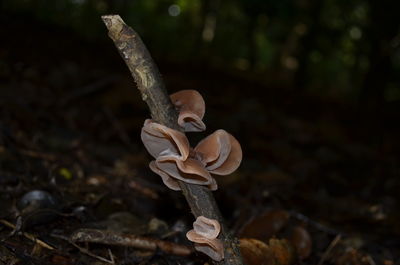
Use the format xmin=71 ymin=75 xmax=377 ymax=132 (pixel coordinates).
xmin=0 ymin=219 xmax=54 ymax=250
xmin=364 ymin=255 xmax=376 ymax=265
xmin=0 ymin=145 xmax=57 ymax=161
xmin=318 ymin=234 xmax=342 ymax=265
xmin=51 ymin=234 xmax=115 ymax=264
xmin=290 ymin=210 xmax=341 ymax=235
xmin=70 ymin=228 xmax=193 ymax=256
xmin=101 ymin=15 xmax=243 ymax=264
xmin=108 ymin=249 xmax=115 ymax=264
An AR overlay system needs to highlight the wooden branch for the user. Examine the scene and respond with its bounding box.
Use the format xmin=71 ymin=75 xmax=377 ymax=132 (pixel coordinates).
xmin=101 ymin=15 xmax=243 ymax=265
xmin=71 ymin=229 xmax=193 ymax=256
xmin=0 ymin=219 xmax=54 ymax=250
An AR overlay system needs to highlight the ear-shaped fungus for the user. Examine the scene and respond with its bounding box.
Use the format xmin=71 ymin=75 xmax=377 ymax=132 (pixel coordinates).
xmin=141 ymin=120 xmax=242 ymax=191
xmin=186 ymin=216 xmax=224 ymax=261
xmin=195 ymin=129 xmax=242 ymax=175
xmin=141 ymin=119 xmax=216 ymax=191
xmin=151 ymin=158 xmax=217 ymax=191
xmin=141 ymin=119 xmax=190 ymax=161
xmin=170 ymin=90 xmax=206 ymax=132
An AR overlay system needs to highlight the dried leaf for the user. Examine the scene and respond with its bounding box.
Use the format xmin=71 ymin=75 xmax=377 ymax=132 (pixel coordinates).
xmin=240 ymin=238 xmax=274 ymax=265
xmin=333 ymin=247 xmax=374 ymax=265
xmin=290 ymin=226 xmax=312 ymax=259
xmin=269 ymin=238 xmax=296 ymax=265
xmin=240 ymin=238 xmax=295 ymax=265
xmin=240 ymin=210 xmax=290 ymax=241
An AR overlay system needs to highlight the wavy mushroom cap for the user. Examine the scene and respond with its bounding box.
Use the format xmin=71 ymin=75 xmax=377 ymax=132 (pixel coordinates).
xmin=192 ymin=216 xmax=221 ymax=239
xmin=149 ymin=161 xmax=181 ymax=191
xmin=186 ymin=216 xmax=224 ymax=261
xmin=195 ymin=129 xmax=242 ymax=175
xmin=170 ymin=90 xmax=206 ymax=132
xmin=150 ymin=158 xmax=217 ymax=191
xmin=187 ymin=232 xmax=224 ymax=261
xmin=141 ymin=119 xmax=190 ymax=160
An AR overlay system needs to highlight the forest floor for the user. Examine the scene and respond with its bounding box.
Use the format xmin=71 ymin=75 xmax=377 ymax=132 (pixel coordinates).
xmin=0 ymin=17 xmax=399 ymax=265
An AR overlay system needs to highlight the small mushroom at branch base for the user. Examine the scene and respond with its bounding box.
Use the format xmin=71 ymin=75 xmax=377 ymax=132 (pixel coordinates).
xmin=170 ymin=90 xmax=206 ymax=132
xmin=192 ymin=216 xmax=221 ymax=239
xmin=186 ymin=216 xmax=224 ymax=261
xmin=189 ymin=237 xmax=224 ymax=261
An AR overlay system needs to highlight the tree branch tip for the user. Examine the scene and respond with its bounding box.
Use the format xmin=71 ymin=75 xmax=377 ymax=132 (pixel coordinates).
xmin=101 ymin=14 xmax=126 ymax=40
xmin=101 ymin=14 xmax=125 ymax=28
xmin=101 ymin=14 xmax=122 ymax=21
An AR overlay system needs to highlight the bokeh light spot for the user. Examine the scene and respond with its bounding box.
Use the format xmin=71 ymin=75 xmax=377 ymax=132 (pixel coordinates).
xmin=168 ymin=4 xmax=181 ymax=17
xmin=349 ymin=27 xmax=362 ymax=40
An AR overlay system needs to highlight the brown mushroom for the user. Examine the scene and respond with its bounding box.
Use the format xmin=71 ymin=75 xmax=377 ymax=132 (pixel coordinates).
xmin=186 ymin=216 xmax=224 ymax=261
xmin=141 ymin=119 xmax=190 ymax=161
xmin=170 ymin=90 xmax=206 ymax=132
xmin=150 ymin=158 xmax=217 ymax=191
xmin=142 ymin=119 xmax=214 ymax=190
xmin=149 ymin=161 xmax=181 ymax=191
xmin=141 ymin=120 xmax=241 ymax=191
xmin=195 ymin=129 xmax=242 ymax=175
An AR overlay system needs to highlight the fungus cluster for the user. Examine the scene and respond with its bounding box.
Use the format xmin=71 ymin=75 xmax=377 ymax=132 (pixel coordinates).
xmin=141 ymin=90 xmax=242 ymax=191
xmin=141 ymin=89 xmax=242 ymax=261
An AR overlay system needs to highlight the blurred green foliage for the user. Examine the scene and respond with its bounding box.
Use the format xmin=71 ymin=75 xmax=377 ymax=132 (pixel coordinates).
xmin=2 ymin=0 xmax=400 ymax=105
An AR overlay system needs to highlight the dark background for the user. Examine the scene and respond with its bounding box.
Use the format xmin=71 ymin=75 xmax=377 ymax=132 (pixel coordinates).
xmin=0 ymin=0 xmax=399 ymax=264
